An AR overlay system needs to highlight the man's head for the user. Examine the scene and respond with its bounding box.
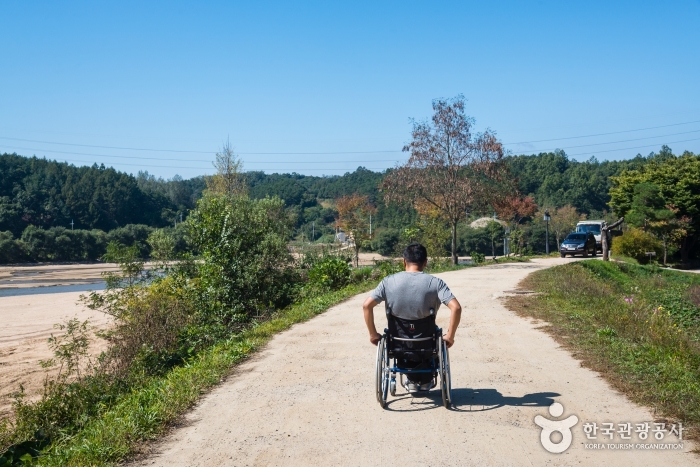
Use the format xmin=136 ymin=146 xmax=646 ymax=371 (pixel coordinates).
xmin=403 ymin=243 xmax=428 ymax=271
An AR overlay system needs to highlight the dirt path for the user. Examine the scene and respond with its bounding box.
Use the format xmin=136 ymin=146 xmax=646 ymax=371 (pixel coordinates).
xmin=132 ymin=258 xmax=697 ymax=466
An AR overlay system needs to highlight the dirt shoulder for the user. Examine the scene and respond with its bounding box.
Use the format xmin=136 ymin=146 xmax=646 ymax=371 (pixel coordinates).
xmin=130 ymin=258 xmax=697 ymax=466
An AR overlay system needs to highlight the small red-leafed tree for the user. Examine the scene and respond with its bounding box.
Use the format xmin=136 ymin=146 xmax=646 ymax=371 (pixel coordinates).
xmin=493 ymin=195 xmax=538 ymax=228
xmin=383 ymin=95 xmax=506 ymax=265
xmin=336 ymin=194 xmax=376 ymax=267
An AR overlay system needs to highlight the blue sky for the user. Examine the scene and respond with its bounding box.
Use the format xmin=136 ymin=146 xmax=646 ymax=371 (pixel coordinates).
xmin=1 ymin=1 xmax=699 ymax=178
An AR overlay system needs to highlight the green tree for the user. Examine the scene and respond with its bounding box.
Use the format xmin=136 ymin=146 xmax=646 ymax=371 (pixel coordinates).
xmin=147 ymin=229 xmax=176 ymax=269
xmin=186 ymin=193 xmax=296 ymax=327
xmin=484 ymin=220 xmax=504 ymax=258
xmin=610 ymin=152 xmax=700 ymax=262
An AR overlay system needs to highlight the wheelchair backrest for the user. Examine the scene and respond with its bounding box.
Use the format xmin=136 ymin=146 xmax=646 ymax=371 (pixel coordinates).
xmin=385 ymin=310 xmax=438 ymax=357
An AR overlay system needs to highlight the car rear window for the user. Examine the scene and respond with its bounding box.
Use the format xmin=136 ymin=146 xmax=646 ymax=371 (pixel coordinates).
xmin=566 ymin=234 xmax=587 ymax=241
xmin=577 ymin=224 xmax=601 ymax=234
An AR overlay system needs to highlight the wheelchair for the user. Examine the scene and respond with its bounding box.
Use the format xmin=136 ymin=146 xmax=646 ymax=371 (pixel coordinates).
xmin=375 ymin=308 xmax=451 ymax=408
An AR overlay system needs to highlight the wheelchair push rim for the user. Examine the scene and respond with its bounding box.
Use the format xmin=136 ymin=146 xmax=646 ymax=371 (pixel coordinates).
xmin=375 ymin=337 xmax=389 ymax=407
xmin=438 ymin=335 xmax=452 ymax=408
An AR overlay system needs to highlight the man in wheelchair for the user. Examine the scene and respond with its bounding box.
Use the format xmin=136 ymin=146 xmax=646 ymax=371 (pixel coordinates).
xmin=362 ymin=243 xmax=462 ymax=394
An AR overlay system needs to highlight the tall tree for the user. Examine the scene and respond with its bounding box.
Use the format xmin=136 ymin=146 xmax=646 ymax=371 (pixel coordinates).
xmin=383 ymin=96 xmax=506 ymax=265
xmin=336 ymin=194 xmax=375 ymax=267
xmin=207 ymin=140 xmax=247 ymax=197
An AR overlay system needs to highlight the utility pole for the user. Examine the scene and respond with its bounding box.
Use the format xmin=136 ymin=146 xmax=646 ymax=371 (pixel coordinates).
xmin=544 ymin=209 xmax=551 ymax=255
xmin=180 ymin=212 xmax=183 ymax=223
xmin=369 ymin=214 xmax=372 ymax=239
xmin=312 ymin=222 xmax=315 ymax=242
xmin=70 ymin=219 xmax=74 ymax=231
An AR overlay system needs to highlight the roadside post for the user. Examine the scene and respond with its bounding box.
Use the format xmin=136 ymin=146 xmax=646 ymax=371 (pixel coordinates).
xmin=544 ymin=210 xmax=551 ymax=254
xmin=646 ymin=251 xmax=656 ymax=264
xmin=504 ymin=227 xmax=510 ymax=256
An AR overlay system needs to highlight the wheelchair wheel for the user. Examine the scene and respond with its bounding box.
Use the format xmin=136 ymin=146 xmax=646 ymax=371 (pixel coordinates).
xmin=438 ymin=336 xmax=452 ymax=408
xmin=375 ymin=337 xmax=389 ymax=408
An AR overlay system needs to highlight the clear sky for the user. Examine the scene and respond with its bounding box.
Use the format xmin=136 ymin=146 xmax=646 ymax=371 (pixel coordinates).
xmin=1 ymin=1 xmax=699 ymax=179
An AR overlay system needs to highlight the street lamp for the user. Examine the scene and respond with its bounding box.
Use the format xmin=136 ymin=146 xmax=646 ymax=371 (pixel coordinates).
xmin=544 ymin=209 xmax=551 ymax=254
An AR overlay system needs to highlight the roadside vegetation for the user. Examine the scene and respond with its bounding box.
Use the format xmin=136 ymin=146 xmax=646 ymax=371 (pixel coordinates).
xmin=506 ymin=260 xmax=700 ymax=439
xmin=0 ymin=185 xmax=385 ymax=465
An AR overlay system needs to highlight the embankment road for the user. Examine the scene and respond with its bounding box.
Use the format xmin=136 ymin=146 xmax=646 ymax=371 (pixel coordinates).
xmin=133 ymin=258 xmax=698 ymax=466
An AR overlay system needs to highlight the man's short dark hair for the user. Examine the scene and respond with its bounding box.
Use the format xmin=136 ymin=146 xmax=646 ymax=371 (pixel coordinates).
xmin=403 ymin=243 xmax=428 ymax=264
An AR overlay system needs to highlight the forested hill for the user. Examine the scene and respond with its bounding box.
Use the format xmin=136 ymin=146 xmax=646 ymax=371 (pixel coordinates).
xmin=0 ymin=153 xmax=203 ymax=236
xmin=246 ymin=149 xmax=671 ymax=217
xmin=2 ymin=146 xmax=689 ymax=238
xmin=506 ymin=150 xmax=649 ymax=214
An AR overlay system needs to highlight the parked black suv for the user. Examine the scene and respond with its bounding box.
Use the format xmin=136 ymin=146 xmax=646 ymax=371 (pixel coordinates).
xmin=559 ymin=232 xmax=597 ymax=257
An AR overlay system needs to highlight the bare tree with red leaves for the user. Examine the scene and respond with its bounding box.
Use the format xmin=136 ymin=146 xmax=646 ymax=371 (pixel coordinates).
xmin=493 ymin=195 xmax=538 ymax=228
xmin=383 ymin=95 xmax=506 ymax=265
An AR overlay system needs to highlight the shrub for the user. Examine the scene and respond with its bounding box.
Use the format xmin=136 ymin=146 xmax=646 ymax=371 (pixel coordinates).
xmin=101 ymin=278 xmax=192 ymax=379
xmin=350 ymin=266 xmax=372 ymax=283
xmin=612 ymin=228 xmax=662 ymax=263
xmin=470 ymin=251 xmax=485 ymax=264
xmin=373 ymin=229 xmax=400 ymax=256
xmin=372 ymin=259 xmax=403 ymax=280
xmin=107 ymin=224 xmax=153 ymax=258
xmin=308 ymin=256 xmax=351 ymax=291
xmin=186 ymin=193 xmax=297 ymax=327
xmin=0 ymin=231 xmax=27 ymax=263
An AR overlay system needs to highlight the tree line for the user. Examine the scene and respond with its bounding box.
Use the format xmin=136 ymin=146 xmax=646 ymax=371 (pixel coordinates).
xmin=2 ymin=128 xmax=698 ymax=264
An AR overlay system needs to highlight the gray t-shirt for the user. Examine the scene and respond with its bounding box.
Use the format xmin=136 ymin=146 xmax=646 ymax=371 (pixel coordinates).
xmin=370 ymin=271 xmax=455 ymax=320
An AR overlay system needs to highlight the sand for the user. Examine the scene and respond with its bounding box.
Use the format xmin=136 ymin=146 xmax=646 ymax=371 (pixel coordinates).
xmin=0 ymin=289 xmax=110 ymax=417
xmin=0 ymin=263 xmax=120 ymax=289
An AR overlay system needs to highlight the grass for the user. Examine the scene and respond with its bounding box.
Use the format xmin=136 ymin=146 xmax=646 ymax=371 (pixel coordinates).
xmin=22 ymin=281 xmax=376 ymax=467
xmin=505 ymin=260 xmax=700 ymax=440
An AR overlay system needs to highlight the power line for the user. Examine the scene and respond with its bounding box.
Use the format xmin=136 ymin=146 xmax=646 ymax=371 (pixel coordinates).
xmin=1 ymin=155 xmax=390 ymax=172
xmin=0 ymin=145 xmax=401 ymax=164
xmin=4 ymin=126 xmax=700 ymax=163
xmin=1 ymin=117 xmax=698 ymax=154
xmin=0 ymin=137 xmax=213 ymax=154
xmin=5 ymin=133 xmax=699 ymax=167
xmin=503 ymin=119 xmax=700 ymax=145
xmin=3 ymin=137 xmax=699 ymax=170
xmin=513 ymin=129 xmax=700 ymax=153
xmin=565 ymin=137 xmax=700 ymax=158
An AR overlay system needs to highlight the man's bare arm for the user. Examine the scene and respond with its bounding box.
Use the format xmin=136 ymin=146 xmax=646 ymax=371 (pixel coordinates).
xmin=362 ymin=296 xmax=383 ymax=345
xmin=443 ymin=298 xmax=462 ymax=348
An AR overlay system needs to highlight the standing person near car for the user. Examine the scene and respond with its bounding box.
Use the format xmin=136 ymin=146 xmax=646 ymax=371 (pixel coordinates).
xmin=362 ymin=243 xmax=462 ymax=391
